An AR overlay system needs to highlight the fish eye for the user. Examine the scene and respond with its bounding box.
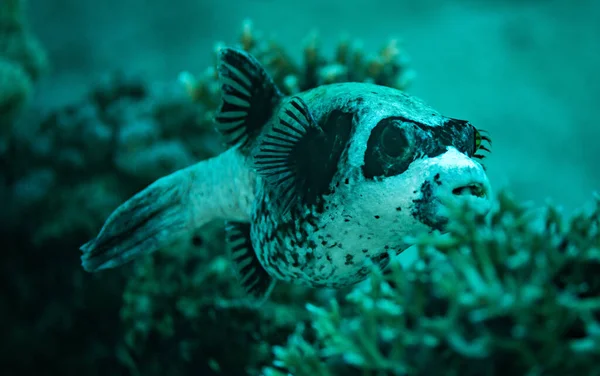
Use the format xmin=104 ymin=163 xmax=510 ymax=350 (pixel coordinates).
xmin=363 ymin=117 xmax=416 ymax=179
xmin=380 ymin=124 xmax=409 ymax=157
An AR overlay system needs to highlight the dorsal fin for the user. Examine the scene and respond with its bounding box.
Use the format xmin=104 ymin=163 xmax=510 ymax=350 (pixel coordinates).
xmin=215 ymin=47 xmax=283 ymax=151
xmin=225 ymin=221 xmax=275 ymax=303
xmin=252 ymin=97 xmax=354 ymax=215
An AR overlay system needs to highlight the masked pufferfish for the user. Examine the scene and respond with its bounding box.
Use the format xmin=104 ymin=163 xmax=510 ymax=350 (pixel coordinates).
xmin=80 ymin=47 xmax=493 ymax=303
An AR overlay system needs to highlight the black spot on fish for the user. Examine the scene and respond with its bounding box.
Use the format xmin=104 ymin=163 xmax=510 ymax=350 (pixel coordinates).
xmin=362 ymin=249 xmax=369 ymax=253
xmin=357 ymin=266 xmax=370 ymax=277
xmin=345 ymin=254 xmax=354 ymax=265
xmin=396 ymin=206 xmax=402 ymax=211
xmin=434 ymin=173 xmax=442 ymax=186
xmin=374 ymin=215 xmax=380 ymax=219
xmin=411 ymin=180 xmax=447 ymax=231
xmin=371 ymin=252 xmax=390 ymax=268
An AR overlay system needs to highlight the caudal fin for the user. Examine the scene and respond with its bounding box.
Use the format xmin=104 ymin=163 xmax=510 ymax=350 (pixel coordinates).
xmin=80 ymin=170 xmax=193 ymax=272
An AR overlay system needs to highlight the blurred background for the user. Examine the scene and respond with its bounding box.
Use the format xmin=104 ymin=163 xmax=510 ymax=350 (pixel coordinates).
xmin=30 ymin=0 xmax=599 ymax=210
xmin=2 ymin=0 xmax=599 ymax=375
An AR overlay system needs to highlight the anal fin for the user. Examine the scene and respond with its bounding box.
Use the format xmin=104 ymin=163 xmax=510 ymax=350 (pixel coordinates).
xmin=225 ymin=221 xmax=275 ymax=303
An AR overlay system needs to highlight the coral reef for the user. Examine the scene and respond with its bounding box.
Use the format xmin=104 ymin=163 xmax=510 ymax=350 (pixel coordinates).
xmin=8 ymin=74 xmax=217 ymax=244
xmin=0 ymin=0 xmax=47 ymax=131
xmin=180 ymin=19 xmax=413 ymax=111
xmin=117 ymin=220 xmax=337 ymax=375
xmin=264 ymin=192 xmax=600 ymax=375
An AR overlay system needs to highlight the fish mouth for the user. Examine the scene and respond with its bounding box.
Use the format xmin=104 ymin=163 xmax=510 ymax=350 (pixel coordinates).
xmin=438 ymin=180 xmax=492 ymax=219
xmin=452 ymin=183 xmax=487 ymax=198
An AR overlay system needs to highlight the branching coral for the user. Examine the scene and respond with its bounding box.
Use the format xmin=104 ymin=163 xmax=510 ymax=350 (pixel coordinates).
xmin=179 ymin=19 xmax=413 ymax=111
xmin=265 ymin=192 xmax=600 ymax=375
xmin=118 ymin=220 xmax=334 ymax=376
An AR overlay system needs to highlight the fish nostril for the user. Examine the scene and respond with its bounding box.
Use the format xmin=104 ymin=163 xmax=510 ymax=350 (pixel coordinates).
xmin=452 ymin=183 xmax=486 ymax=198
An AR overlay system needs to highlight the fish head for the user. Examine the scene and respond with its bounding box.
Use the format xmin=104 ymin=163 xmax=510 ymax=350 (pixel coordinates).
xmin=325 ymin=83 xmax=493 ymax=238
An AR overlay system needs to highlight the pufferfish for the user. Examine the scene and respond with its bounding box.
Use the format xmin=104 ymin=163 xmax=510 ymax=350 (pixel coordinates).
xmin=80 ymin=47 xmax=493 ymax=303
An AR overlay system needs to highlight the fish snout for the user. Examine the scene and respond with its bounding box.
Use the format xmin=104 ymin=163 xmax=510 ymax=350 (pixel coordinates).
xmin=434 ymin=151 xmax=492 ymax=217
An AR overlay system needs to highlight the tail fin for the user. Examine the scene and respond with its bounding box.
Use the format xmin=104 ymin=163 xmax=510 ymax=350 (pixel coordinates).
xmin=80 ymin=149 xmax=254 ymax=272
xmin=80 ymin=169 xmax=192 ymax=271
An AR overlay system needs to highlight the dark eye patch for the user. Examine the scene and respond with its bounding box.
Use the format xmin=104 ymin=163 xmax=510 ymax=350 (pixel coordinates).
xmin=380 ymin=125 xmax=409 ymax=157
xmin=362 ymin=116 xmax=476 ymax=180
xmin=363 ymin=118 xmax=419 ymax=179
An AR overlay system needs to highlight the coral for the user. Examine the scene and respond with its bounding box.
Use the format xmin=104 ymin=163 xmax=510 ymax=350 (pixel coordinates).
xmin=118 ymin=220 xmax=337 ymax=375
xmin=0 ymin=0 xmax=48 ymax=129
xmin=5 ymin=73 xmax=218 ymax=243
xmin=264 ymin=192 xmax=600 ymax=375
xmin=179 ymin=19 xmax=413 ymax=110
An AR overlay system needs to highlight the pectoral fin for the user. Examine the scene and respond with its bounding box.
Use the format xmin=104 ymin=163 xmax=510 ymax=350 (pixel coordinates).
xmin=252 ymin=97 xmax=354 ymax=215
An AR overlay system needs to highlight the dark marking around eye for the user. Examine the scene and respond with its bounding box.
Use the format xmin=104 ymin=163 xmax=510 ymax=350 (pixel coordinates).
xmin=362 ymin=118 xmax=415 ymax=179
xmin=380 ymin=125 xmax=409 ymax=157
xmin=363 ymin=116 xmax=478 ymax=180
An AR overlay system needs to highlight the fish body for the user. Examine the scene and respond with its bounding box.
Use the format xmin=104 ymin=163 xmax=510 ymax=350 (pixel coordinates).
xmin=80 ymin=48 xmax=493 ymax=303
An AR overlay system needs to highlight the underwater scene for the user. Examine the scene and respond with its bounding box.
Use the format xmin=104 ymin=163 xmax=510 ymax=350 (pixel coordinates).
xmin=1 ymin=0 xmax=599 ymax=375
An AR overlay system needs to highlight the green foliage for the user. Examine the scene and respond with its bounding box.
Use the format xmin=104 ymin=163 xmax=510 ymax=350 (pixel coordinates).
xmin=266 ymin=192 xmax=600 ymax=375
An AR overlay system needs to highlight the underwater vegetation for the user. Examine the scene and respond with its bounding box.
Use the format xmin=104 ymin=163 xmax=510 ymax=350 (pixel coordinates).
xmin=0 ymin=0 xmax=47 ymax=139
xmin=265 ymin=193 xmax=600 ymax=375
xmin=1 ymin=10 xmax=598 ymax=376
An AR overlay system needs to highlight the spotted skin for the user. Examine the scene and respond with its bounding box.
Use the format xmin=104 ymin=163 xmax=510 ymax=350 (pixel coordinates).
xmin=241 ymin=83 xmax=491 ymax=288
